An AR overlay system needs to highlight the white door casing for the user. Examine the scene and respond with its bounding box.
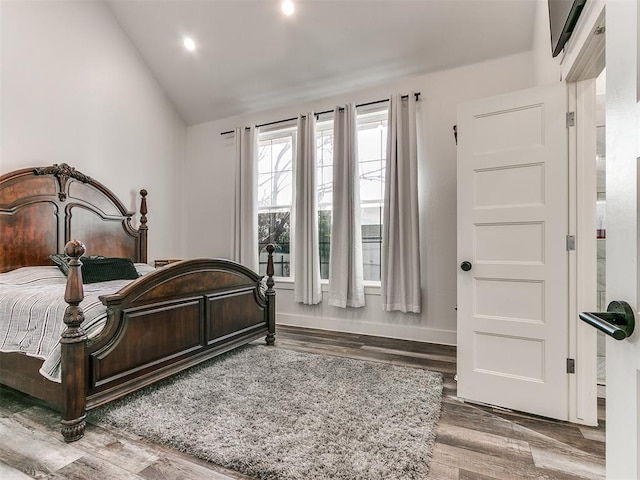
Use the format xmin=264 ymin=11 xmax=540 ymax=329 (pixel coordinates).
xmin=457 ymin=83 xmax=569 ymax=421
xmin=604 ymin=1 xmax=640 ymax=478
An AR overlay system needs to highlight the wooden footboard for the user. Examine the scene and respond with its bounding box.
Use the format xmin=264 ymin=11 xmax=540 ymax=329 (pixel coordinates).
xmin=60 ymin=242 xmax=276 ymax=442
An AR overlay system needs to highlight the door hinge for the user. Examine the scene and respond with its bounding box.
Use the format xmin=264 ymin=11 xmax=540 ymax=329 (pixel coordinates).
xmin=566 ymin=111 xmax=576 ymax=127
xmin=567 ymin=358 xmax=576 ymax=374
xmin=566 ymin=235 xmax=576 ymax=251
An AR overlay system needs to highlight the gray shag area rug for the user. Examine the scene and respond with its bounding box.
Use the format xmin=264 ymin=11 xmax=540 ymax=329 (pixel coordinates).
xmin=90 ymin=345 xmax=443 ymax=480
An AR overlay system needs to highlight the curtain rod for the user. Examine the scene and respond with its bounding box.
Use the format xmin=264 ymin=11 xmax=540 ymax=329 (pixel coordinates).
xmin=220 ymin=92 xmax=420 ymax=136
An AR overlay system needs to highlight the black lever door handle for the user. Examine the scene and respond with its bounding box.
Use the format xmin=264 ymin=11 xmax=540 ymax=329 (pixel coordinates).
xmin=460 ymin=261 xmax=472 ymax=272
xmin=579 ymin=300 xmax=635 ymax=340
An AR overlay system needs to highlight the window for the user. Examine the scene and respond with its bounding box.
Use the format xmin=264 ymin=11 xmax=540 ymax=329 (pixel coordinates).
xmin=316 ymin=118 xmax=334 ymax=280
xmin=357 ymin=109 xmax=387 ymax=282
xmin=256 ymin=106 xmax=388 ymax=283
xmin=257 ymin=128 xmax=295 ymax=278
xmin=315 ymin=106 xmax=388 ymax=282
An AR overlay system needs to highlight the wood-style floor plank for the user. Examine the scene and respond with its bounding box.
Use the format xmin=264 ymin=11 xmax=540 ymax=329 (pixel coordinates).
xmin=426 ymin=460 xmax=460 ymax=479
xmin=0 ymin=325 xmax=605 ymax=479
xmin=579 ymin=426 xmax=605 ymax=443
xmin=434 ymin=423 xmax=533 ymax=465
xmin=457 ymin=469 xmax=504 ymax=480
xmin=529 ymin=446 xmax=605 ymax=480
xmin=0 ymin=461 xmax=34 ymax=480
xmin=138 ymin=455 xmax=253 ymax=480
xmin=45 ymin=454 xmax=145 ymax=480
xmin=0 ymin=418 xmax=84 ymax=474
xmin=432 ymin=442 xmax=594 ymax=480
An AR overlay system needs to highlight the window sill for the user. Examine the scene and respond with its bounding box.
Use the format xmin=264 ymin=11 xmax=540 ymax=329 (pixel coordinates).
xmin=272 ymin=278 xmax=381 ymax=296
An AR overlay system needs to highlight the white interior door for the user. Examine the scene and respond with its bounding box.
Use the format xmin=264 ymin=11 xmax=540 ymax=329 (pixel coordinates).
xmin=604 ymin=1 xmax=640 ymax=478
xmin=457 ymin=83 xmax=569 ymax=421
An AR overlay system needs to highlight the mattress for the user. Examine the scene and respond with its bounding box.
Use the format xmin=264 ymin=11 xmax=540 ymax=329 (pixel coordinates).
xmin=0 ymin=264 xmax=155 ymax=382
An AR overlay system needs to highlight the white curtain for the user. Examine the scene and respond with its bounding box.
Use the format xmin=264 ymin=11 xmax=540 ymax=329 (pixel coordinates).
xmin=294 ymin=114 xmax=322 ymax=304
xmin=233 ymin=126 xmax=259 ymax=271
xmin=329 ymin=103 xmax=365 ymax=308
xmin=381 ymin=94 xmax=421 ymax=313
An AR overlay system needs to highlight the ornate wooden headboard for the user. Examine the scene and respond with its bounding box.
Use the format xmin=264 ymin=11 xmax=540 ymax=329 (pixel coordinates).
xmin=0 ymin=163 xmax=148 ymax=272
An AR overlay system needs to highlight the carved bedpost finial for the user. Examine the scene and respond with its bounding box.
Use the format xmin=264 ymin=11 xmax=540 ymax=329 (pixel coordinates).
xmin=266 ymin=243 xmax=275 ymax=292
xmin=60 ymin=239 xmax=88 ymax=442
xmin=139 ymin=189 xmax=148 ymax=264
xmin=265 ymin=244 xmax=276 ymax=346
xmin=139 ymin=189 xmax=148 ymax=229
xmin=64 ymin=239 xmax=86 ymax=259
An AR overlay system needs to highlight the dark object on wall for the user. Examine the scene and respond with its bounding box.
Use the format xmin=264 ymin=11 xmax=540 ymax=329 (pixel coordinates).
xmin=548 ymin=0 xmax=587 ymax=58
xmin=453 ymin=125 xmax=458 ymax=145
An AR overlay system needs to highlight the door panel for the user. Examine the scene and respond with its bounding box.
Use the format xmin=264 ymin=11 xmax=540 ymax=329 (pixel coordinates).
xmin=474 ymin=163 xmax=545 ymax=208
xmin=457 ymin=83 xmax=569 ymax=421
xmin=474 ymin=278 xmax=544 ymax=322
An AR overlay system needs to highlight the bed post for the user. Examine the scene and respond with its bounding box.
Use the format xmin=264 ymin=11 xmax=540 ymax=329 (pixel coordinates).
xmin=265 ymin=244 xmax=276 ymax=345
xmin=60 ymin=240 xmax=88 ymax=442
xmin=139 ymin=189 xmax=148 ymax=263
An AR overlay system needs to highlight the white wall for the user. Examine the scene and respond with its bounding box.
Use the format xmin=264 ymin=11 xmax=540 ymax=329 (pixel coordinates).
xmin=0 ymin=1 xmax=186 ymax=262
xmin=185 ymin=52 xmax=534 ymax=345
xmin=532 ymin=0 xmax=562 ymax=85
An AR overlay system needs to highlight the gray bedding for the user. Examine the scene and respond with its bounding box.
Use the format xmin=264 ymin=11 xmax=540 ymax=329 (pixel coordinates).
xmin=0 ymin=264 xmax=154 ymax=382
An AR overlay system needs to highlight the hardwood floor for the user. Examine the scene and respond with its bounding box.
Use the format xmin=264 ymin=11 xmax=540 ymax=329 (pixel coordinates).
xmin=0 ymin=325 xmax=605 ymax=479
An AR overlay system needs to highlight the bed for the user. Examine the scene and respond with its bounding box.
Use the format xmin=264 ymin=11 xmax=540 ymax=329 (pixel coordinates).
xmin=0 ymin=163 xmax=276 ymax=442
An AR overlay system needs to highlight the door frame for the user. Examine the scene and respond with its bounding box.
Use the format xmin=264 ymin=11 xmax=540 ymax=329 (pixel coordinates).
xmin=568 ymin=79 xmax=599 ymax=425
xmin=564 ymin=2 xmax=606 ymax=426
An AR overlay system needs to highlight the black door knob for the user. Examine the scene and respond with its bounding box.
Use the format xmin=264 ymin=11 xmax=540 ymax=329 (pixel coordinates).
xmin=460 ymin=261 xmax=472 ymax=272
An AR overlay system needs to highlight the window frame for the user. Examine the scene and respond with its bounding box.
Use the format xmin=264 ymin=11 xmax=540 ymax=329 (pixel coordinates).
xmin=356 ymin=106 xmax=389 ymax=284
xmin=257 ymin=124 xmax=297 ymax=280
xmin=315 ymin=116 xmax=335 ymax=282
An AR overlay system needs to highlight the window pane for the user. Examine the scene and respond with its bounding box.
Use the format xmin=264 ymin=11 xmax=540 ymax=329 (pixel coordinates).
xmin=361 ymin=205 xmax=383 ymax=282
xmin=318 ymin=210 xmax=331 ymax=280
xmin=273 ymin=170 xmax=293 ymax=207
xmin=257 ymin=172 xmax=273 ymax=208
xmin=318 ymin=166 xmax=333 ymax=206
xmin=258 ymin=130 xmax=294 ymax=278
xmin=316 ymin=122 xmax=335 ymax=280
xmin=316 ymin=125 xmax=333 ymax=168
xmin=258 ymin=210 xmax=291 ymax=277
xmin=272 ymin=142 xmax=293 ymax=173
xmin=317 ymin=133 xmax=332 ymax=166
xmin=258 ymin=145 xmax=272 ymax=174
xmin=360 ymin=159 xmax=384 ymax=202
xmin=358 ymin=127 xmax=383 ymax=161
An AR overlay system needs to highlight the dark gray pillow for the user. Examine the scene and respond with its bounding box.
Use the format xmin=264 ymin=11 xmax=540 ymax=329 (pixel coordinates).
xmin=49 ymin=254 xmax=138 ymax=284
xmin=80 ymin=257 xmax=139 ymax=284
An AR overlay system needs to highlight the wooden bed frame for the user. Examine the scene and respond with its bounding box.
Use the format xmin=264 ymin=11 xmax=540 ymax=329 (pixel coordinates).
xmin=0 ymin=164 xmax=276 ymax=442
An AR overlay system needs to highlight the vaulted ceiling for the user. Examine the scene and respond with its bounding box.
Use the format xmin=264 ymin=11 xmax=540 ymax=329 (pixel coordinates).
xmin=107 ymin=0 xmax=538 ymax=125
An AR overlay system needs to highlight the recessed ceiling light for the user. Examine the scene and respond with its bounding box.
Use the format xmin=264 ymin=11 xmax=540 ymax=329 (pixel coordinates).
xmin=183 ymin=37 xmax=196 ymax=52
xmin=281 ymin=0 xmax=294 ymax=16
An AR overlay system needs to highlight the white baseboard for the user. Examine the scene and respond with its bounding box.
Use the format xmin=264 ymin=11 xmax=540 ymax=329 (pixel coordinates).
xmin=277 ymin=313 xmax=457 ymax=346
